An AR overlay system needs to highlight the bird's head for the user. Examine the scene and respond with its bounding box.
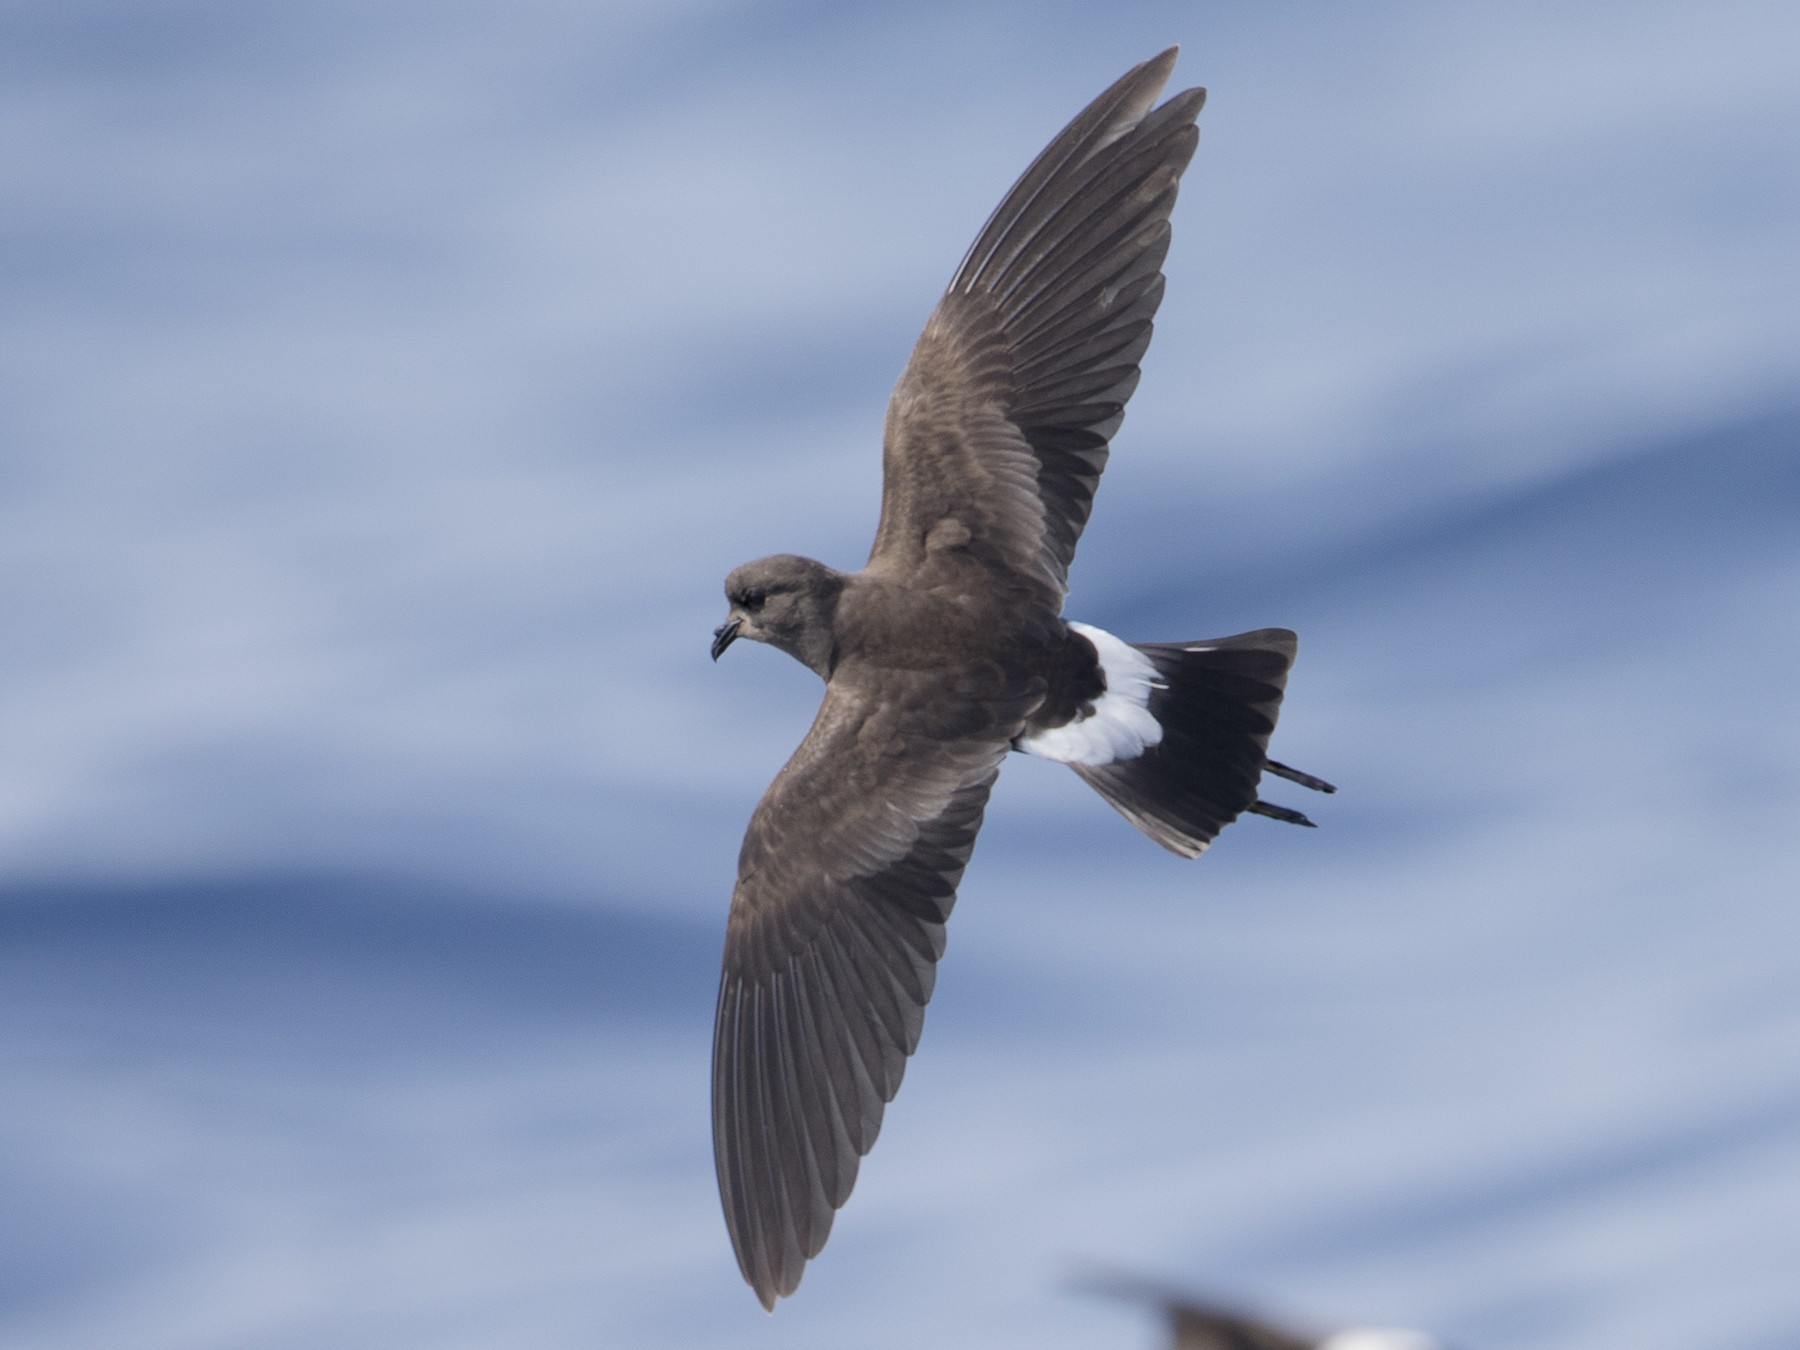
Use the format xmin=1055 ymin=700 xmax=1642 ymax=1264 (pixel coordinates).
xmin=712 ymin=554 xmax=845 ymax=677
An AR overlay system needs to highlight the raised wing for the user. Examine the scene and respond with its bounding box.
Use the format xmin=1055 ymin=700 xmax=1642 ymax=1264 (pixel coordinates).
xmin=868 ymin=47 xmax=1205 ymax=605
xmin=712 ymin=670 xmax=1032 ymax=1307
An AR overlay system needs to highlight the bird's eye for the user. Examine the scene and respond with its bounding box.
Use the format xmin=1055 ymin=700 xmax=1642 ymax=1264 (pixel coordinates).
xmin=741 ymin=589 xmax=766 ymax=612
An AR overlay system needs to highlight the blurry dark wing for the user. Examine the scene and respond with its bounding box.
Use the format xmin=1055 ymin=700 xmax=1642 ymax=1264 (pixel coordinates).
xmin=712 ymin=672 xmax=1029 ymax=1308
xmin=1076 ymin=1270 xmax=1317 ymax=1350
xmin=1168 ymin=1301 xmax=1316 ymax=1350
xmin=868 ymin=48 xmax=1205 ymax=605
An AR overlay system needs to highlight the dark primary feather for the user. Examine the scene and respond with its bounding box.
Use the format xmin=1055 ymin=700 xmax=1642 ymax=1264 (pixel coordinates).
xmin=712 ymin=671 xmax=1030 ymax=1307
xmin=868 ymin=47 xmax=1205 ymax=606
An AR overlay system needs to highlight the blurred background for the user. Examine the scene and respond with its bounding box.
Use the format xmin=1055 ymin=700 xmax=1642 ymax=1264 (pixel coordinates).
xmin=2 ymin=1 xmax=1796 ymax=1347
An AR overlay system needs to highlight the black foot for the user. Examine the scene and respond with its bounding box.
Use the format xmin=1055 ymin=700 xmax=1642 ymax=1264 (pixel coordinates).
xmin=1247 ymin=799 xmax=1317 ymax=827
xmin=1265 ymin=760 xmax=1336 ymax=794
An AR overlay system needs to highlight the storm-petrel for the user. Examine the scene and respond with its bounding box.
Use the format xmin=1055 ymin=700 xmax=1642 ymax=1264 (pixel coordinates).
xmin=1082 ymin=1271 xmax=1446 ymax=1350
xmin=708 ymin=48 xmax=1333 ymax=1308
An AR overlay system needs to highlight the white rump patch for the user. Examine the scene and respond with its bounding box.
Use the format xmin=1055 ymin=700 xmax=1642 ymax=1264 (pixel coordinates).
xmin=1016 ymin=622 xmax=1164 ymax=766
xmin=1319 ymin=1332 xmax=1443 ymax=1350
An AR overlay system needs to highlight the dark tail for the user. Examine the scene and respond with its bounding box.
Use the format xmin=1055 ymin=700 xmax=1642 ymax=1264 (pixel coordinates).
xmin=1072 ymin=628 xmax=1334 ymax=858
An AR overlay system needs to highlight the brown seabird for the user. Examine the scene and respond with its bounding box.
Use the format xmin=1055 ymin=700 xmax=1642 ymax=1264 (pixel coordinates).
xmin=708 ymin=48 xmax=1334 ymax=1308
xmin=1082 ymin=1271 xmax=1447 ymax=1350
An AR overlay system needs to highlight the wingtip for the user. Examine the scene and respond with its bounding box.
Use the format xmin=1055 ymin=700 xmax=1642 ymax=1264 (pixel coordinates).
xmin=1138 ymin=47 xmax=1205 ymax=110
xmin=1093 ymin=47 xmax=1177 ymax=115
xmin=744 ymin=1257 xmax=785 ymax=1312
xmin=1130 ymin=46 xmax=1180 ymax=100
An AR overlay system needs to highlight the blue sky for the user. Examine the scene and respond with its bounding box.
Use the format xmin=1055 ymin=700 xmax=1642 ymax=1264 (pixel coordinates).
xmin=3 ymin=2 xmax=1798 ymax=1347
